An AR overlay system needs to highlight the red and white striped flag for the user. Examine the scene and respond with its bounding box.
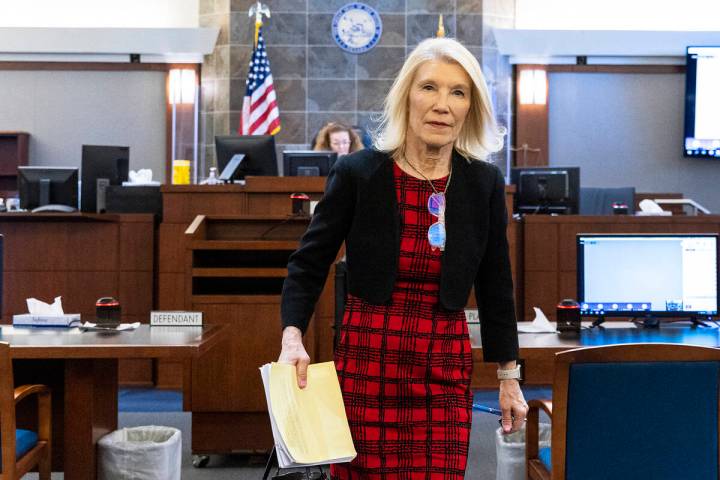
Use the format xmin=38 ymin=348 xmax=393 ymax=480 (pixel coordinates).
xmin=239 ymin=25 xmax=281 ymax=135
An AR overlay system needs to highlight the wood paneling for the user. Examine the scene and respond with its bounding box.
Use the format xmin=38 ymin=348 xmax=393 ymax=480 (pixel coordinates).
xmin=3 ymin=271 xmax=119 ymax=317
xmin=0 ymin=62 xmax=196 ymax=72
xmin=514 ymin=65 xmax=549 ymax=167
xmin=159 ymin=224 xmax=187 ymax=273
xmin=158 ymin=272 xmax=186 ymax=310
xmin=157 ymin=180 xmax=329 ymax=390
xmin=523 ymin=222 xmax=558 ymax=271
xmin=180 ymin=213 xmax=326 ymax=454
xmin=191 ymin=301 xmax=284 ymax=412
xmin=119 ymin=221 xmax=154 ymax=272
xmin=0 ymin=214 xmax=155 ymax=385
xmin=547 ymin=65 xmax=684 ymax=74
xmin=192 ymin=412 xmax=274 ymax=454
xmin=119 ymin=271 xmax=154 ymax=316
xmin=523 ymin=270 xmax=559 ymax=321
xmin=64 ymin=359 xmax=118 ymax=480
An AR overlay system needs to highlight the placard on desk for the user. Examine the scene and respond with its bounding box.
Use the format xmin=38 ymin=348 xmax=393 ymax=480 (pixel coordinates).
xmin=150 ymin=311 xmax=203 ymax=326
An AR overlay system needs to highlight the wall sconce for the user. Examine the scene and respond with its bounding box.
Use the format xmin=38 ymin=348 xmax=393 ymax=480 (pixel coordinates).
xmin=518 ymin=69 xmax=547 ymax=105
xmin=168 ymin=68 xmax=199 ymax=183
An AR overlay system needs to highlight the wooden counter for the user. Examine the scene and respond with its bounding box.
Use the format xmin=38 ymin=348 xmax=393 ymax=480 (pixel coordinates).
xmin=0 ymin=212 xmax=155 ymax=385
xmin=522 ymin=215 xmax=720 ymax=321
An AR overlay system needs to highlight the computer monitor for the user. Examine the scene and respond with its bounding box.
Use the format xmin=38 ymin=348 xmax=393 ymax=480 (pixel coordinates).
xmin=81 ymin=145 xmax=129 ymax=213
xmin=18 ymin=166 xmax=79 ymax=211
xmin=577 ymin=234 xmax=718 ymax=321
xmin=214 ymin=135 xmax=278 ymax=182
xmin=684 ymin=46 xmax=720 ymax=159
xmin=511 ymin=166 xmax=580 ymax=214
xmin=283 ymin=150 xmax=338 ymax=176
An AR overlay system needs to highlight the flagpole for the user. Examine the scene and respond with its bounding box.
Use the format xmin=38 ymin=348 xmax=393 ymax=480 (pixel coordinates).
xmin=241 ymin=1 xmax=281 ymax=136
xmin=249 ymin=1 xmax=270 ymax=48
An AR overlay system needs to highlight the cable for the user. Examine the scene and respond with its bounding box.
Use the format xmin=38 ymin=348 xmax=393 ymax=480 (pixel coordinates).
xmin=259 ymin=212 xmax=308 ymax=240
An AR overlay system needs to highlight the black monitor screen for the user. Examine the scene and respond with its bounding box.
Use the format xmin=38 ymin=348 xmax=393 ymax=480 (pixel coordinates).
xmin=577 ymin=234 xmax=718 ymax=316
xmin=684 ymin=46 xmax=720 ymax=159
xmin=215 ymin=135 xmax=278 ymax=181
xmin=81 ymin=145 xmax=129 ymax=213
xmin=283 ymin=150 xmax=338 ymax=176
xmin=511 ymin=166 xmax=580 ymax=214
xmin=18 ymin=166 xmax=79 ymax=210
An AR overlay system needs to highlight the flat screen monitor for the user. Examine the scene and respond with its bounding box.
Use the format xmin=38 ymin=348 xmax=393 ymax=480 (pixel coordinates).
xmin=577 ymin=234 xmax=718 ymax=317
xmin=81 ymin=145 xmax=129 ymax=213
xmin=684 ymin=46 xmax=720 ymax=158
xmin=215 ymin=135 xmax=278 ymax=182
xmin=18 ymin=166 xmax=79 ymax=210
xmin=511 ymin=166 xmax=580 ymax=214
xmin=283 ymin=150 xmax=338 ymax=176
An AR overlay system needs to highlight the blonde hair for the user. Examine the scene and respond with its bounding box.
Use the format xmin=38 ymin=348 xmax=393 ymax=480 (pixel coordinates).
xmin=373 ymin=37 xmax=505 ymax=161
xmin=313 ymin=122 xmax=364 ymax=153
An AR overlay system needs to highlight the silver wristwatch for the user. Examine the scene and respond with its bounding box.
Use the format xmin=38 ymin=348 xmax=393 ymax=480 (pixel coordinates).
xmin=497 ymin=365 xmax=521 ymax=380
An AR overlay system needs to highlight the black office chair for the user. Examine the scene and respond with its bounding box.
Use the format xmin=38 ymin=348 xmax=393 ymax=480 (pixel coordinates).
xmin=579 ymin=187 xmax=635 ymax=215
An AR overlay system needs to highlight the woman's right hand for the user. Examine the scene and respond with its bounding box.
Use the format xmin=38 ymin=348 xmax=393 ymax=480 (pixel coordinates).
xmin=278 ymin=326 xmax=311 ymax=389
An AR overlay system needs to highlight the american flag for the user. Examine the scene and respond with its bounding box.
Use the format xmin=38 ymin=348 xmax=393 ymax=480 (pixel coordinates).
xmin=239 ymin=26 xmax=281 ymax=135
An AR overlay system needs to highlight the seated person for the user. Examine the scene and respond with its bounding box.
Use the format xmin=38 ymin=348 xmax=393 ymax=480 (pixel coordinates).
xmin=312 ymin=122 xmax=364 ymax=155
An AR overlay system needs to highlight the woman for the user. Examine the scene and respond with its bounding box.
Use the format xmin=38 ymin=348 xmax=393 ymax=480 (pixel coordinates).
xmin=280 ymin=37 xmax=526 ymax=479
xmin=313 ymin=122 xmax=364 ymax=155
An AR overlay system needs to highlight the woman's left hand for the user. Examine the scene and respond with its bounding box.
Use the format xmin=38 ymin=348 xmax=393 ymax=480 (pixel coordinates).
xmin=498 ymin=379 xmax=528 ymax=434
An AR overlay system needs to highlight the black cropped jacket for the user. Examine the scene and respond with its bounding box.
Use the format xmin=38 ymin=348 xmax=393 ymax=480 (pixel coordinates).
xmin=280 ymin=149 xmax=519 ymax=362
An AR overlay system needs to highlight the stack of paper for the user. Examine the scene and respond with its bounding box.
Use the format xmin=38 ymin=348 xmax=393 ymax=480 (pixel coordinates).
xmin=260 ymin=361 xmax=356 ymax=468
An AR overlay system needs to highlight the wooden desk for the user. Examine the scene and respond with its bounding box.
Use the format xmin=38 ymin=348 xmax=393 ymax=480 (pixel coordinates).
xmin=522 ymin=215 xmax=720 ymax=321
xmin=5 ymin=324 xmax=225 ymax=480
xmin=0 ymin=212 xmax=156 ymax=385
xmin=470 ymin=322 xmax=720 ymax=387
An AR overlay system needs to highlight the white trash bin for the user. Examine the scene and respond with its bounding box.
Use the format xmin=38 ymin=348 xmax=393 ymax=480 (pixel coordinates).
xmin=495 ymin=423 xmax=551 ymax=480
xmin=98 ymin=426 xmax=182 ymax=480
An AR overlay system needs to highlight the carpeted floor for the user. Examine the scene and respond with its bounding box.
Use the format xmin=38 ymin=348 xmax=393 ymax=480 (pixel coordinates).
xmin=23 ymin=386 xmax=552 ymax=479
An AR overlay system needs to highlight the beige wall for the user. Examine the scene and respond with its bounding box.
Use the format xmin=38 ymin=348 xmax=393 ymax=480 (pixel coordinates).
xmin=515 ymin=0 xmax=720 ymax=30
xmin=0 ymin=0 xmax=199 ymax=28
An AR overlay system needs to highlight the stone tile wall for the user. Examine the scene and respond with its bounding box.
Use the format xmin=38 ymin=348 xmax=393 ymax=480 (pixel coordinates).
xmin=199 ymin=0 xmax=514 ymax=175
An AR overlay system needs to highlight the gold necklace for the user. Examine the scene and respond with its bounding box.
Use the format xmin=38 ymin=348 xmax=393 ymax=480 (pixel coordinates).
xmin=403 ymin=158 xmax=453 ymax=195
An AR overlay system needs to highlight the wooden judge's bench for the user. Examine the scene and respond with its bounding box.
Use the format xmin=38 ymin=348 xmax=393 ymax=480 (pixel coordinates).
xmin=158 ymin=178 xmax=333 ymax=456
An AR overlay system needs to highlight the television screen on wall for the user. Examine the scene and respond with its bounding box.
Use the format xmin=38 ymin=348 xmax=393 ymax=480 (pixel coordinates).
xmin=684 ymin=46 xmax=720 ymax=158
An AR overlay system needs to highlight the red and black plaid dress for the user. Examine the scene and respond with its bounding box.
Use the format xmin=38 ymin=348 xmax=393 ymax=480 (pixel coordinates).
xmin=332 ymin=162 xmax=473 ymax=480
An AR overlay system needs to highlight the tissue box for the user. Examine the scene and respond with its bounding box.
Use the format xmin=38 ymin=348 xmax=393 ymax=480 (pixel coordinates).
xmin=105 ymin=186 xmax=162 ymax=217
xmin=13 ymin=314 xmax=81 ymax=327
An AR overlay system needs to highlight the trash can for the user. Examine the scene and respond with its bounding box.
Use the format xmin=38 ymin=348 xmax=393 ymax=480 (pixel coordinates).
xmin=495 ymin=423 xmax=551 ymax=480
xmin=98 ymin=426 xmax=182 ymax=480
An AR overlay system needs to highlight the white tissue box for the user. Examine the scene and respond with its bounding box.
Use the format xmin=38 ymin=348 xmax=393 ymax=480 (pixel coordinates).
xmin=13 ymin=313 xmax=81 ymax=327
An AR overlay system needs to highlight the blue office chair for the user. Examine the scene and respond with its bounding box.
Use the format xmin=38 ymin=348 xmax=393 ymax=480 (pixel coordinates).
xmin=526 ymin=343 xmax=719 ymax=480
xmin=579 ymin=187 xmax=635 ymax=215
xmin=0 ymin=342 xmax=52 ymax=480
